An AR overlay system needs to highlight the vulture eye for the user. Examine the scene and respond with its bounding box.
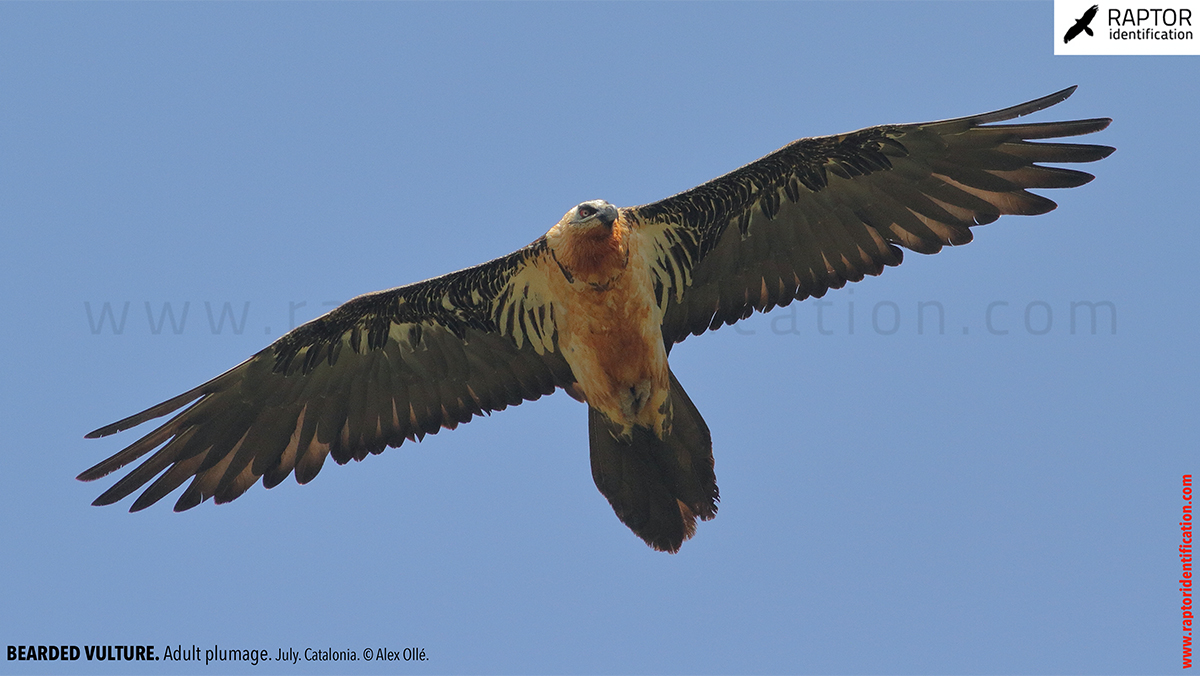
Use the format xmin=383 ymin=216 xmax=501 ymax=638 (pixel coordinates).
xmin=578 ymin=205 xmax=597 ymax=218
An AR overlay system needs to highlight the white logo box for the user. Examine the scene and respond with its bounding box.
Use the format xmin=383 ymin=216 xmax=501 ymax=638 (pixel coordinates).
xmin=1055 ymin=0 xmax=1200 ymax=54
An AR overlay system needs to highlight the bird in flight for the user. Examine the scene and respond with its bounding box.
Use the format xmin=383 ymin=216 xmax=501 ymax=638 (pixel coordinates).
xmin=1064 ymin=5 xmax=1100 ymax=43
xmin=82 ymin=87 xmax=1112 ymax=552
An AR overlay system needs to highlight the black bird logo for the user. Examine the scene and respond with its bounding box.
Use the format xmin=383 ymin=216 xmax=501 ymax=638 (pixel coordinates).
xmin=1064 ymin=5 xmax=1099 ymax=43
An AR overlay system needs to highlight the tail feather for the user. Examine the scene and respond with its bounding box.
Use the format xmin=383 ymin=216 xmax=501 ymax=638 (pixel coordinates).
xmin=588 ymin=370 xmax=718 ymax=552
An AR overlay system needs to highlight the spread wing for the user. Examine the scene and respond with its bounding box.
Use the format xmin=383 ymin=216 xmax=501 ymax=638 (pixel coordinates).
xmin=80 ymin=240 xmax=574 ymax=511
xmin=629 ymin=86 xmax=1114 ymax=346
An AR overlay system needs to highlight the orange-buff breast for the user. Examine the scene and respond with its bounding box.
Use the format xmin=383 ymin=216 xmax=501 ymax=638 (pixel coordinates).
xmin=548 ymin=220 xmax=670 ymax=434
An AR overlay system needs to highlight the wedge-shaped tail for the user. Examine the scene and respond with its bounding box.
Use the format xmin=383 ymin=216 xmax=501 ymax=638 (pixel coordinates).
xmin=588 ymin=370 xmax=718 ymax=552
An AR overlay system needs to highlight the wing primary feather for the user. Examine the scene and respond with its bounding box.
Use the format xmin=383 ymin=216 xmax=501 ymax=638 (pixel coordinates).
xmin=89 ymin=427 xmax=200 ymax=506
xmin=130 ymin=451 xmax=209 ymax=512
xmin=999 ymin=140 xmax=1115 ymax=163
xmin=940 ymin=85 xmax=1078 ymax=127
xmin=974 ymin=118 xmax=1111 ymax=140
xmin=83 ymin=364 xmax=244 ymax=439
xmin=78 ymin=414 xmax=187 ymax=482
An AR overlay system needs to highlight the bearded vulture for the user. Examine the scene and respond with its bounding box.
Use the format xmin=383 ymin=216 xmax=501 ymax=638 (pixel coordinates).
xmin=81 ymin=87 xmax=1113 ymax=552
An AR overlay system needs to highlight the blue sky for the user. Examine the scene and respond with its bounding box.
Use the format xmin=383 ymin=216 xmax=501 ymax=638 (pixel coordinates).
xmin=1 ymin=2 xmax=1195 ymax=674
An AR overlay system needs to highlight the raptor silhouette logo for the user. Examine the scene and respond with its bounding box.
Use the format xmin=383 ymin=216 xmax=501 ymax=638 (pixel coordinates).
xmin=1065 ymin=4 xmax=1100 ymax=42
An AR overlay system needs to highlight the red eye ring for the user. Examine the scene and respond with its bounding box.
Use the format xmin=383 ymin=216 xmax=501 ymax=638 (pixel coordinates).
xmin=578 ymin=205 xmax=597 ymax=218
